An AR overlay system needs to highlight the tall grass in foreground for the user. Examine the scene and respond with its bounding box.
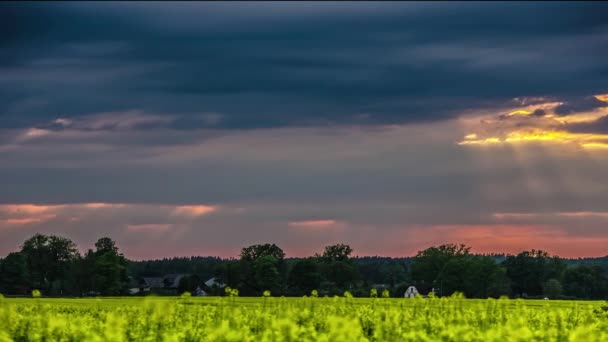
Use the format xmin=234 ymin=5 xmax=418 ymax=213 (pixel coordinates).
xmin=1 ymin=294 xmax=608 ymax=341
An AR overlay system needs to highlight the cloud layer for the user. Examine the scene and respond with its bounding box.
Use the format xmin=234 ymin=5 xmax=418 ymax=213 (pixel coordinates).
xmin=3 ymin=2 xmax=608 ymax=129
xmin=2 ymin=2 xmax=608 ymax=258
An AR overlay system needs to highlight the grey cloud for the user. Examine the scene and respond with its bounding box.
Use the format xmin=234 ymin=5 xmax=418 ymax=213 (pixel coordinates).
xmin=567 ymin=115 xmax=608 ymax=133
xmin=555 ymin=96 xmax=608 ymax=116
xmin=3 ymin=2 xmax=608 ymax=258
xmin=2 ymin=2 xmax=608 ymax=130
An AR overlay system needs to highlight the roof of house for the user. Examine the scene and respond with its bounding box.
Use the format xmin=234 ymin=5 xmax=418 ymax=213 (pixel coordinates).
xmin=142 ymin=277 xmax=164 ymax=288
xmin=163 ymin=274 xmax=186 ymax=289
xmin=204 ymin=277 xmax=226 ymax=288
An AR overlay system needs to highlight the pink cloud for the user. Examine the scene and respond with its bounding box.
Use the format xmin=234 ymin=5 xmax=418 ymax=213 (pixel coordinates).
xmin=288 ymin=219 xmax=338 ymax=228
xmin=494 ymin=211 xmax=608 ymax=220
xmin=170 ymin=205 xmax=217 ymax=218
xmin=82 ymin=203 xmax=127 ymax=209
xmin=556 ymin=211 xmax=608 ymax=218
xmin=126 ymin=224 xmax=173 ymax=232
xmin=2 ymin=215 xmax=57 ymax=225
xmin=1 ymin=204 xmax=64 ymax=215
xmin=405 ymin=224 xmax=608 ymax=258
xmin=493 ymin=212 xmax=540 ymax=219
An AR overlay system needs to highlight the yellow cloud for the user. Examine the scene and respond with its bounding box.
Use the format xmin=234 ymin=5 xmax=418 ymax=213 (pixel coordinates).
xmin=581 ymin=142 xmax=608 ymax=150
xmin=458 ymin=129 xmax=608 ymax=150
xmin=457 ymin=137 xmax=500 ymax=145
xmin=458 ymin=94 xmax=608 ymax=151
xmin=506 ymin=110 xmax=532 ymax=116
xmin=595 ymin=94 xmax=608 ymax=103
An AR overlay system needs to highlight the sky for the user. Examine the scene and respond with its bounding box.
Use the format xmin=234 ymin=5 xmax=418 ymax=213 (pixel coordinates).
xmin=2 ymin=2 xmax=608 ymax=259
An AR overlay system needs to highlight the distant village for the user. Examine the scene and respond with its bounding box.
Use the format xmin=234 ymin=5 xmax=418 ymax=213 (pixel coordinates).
xmin=126 ymin=275 xmax=226 ymax=297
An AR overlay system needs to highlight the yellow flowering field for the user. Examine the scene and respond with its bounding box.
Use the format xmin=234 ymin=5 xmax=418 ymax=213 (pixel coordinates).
xmin=1 ymin=294 xmax=607 ymax=341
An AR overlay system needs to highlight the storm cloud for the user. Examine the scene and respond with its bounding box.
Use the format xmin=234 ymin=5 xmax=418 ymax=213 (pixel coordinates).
xmin=3 ymin=2 xmax=608 ymax=129
xmin=2 ymin=2 xmax=608 ymax=259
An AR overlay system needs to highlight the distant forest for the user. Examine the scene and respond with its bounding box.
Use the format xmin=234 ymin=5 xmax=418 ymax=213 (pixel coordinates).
xmin=2 ymin=233 xmax=608 ymax=299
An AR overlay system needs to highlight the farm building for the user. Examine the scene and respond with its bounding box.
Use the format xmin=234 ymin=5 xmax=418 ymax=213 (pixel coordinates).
xmin=204 ymin=277 xmax=226 ymax=288
xmin=163 ymin=274 xmax=187 ymax=290
xmin=404 ymin=286 xmax=419 ymax=298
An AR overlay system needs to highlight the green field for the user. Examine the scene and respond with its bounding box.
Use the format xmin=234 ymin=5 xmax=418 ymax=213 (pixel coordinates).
xmin=1 ymin=295 xmax=607 ymax=341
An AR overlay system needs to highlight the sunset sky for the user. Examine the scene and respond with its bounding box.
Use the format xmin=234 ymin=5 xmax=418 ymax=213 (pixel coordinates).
xmin=2 ymin=2 xmax=608 ymax=259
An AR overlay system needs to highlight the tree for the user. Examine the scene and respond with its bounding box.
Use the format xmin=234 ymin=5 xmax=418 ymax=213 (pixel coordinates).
xmin=239 ymin=244 xmax=286 ymax=294
xmin=503 ymin=250 xmax=565 ymax=297
xmin=319 ymin=244 xmax=358 ymax=290
xmin=325 ymin=260 xmax=358 ymax=288
xmin=562 ymin=265 xmax=607 ymax=299
xmin=379 ymin=263 xmax=408 ymax=287
xmin=95 ymin=237 xmax=119 ymax=255
xmin=411 ymin=244 xmax=471 ymax=293
xmin=20 ymin=234 xmax=79 ymax=294
xmin=288 ymin=258 xmax=322 ymax=293
xmin=254 ymin=256 xmax=282 ymax=292
xmin=543 ymin=278 xmax=563 ymax=299
xmin=0 ymin=252 xmax=29 ymax=294
xmin=177 ymin=275 xmax=202 ymax=294
xmin=88 ymin=237 xmax=129 ymax=295
xmin=321 ymin=244 xmax=353 ymax=262
xmin=215 ymin=260 xmax=242 ymax=289
xmin=20 ymin=234 xmax=50 ymax=291
xmin=240 ymin=244 xmax=285 ymax=262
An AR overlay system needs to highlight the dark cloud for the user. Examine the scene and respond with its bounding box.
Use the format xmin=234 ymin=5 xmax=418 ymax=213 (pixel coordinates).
xmin=2 ymin=2 xmax=608 ymax=129
xmin=555 ymin=96 xmax=608 ymax=116
xmin=3 ymin=2 xmax=608 ymax=258
xmin=532 ymin=109 xmax=546 ymax=117
xmin=568 ymin=115 xmax=608 ymax=134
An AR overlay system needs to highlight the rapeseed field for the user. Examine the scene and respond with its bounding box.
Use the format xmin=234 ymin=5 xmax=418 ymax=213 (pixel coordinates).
xmin=1 ymin=294 xmax=606 ymax=341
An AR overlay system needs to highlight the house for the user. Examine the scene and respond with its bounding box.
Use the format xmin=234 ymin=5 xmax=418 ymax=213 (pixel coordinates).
xmin=404 ymin=286 xmax=419 ymax=298
xmin=163 ymin=274 xmax=187 ymax=289
xmin=143 ymin=277 xmax=164 ymax=289
xmin=127 ymin=277 xmax=164 ymax=295
xmin=194 ymin=286 xmax=207 ymax=296
xmin=204 ymin=277 xmax=226 ymax=289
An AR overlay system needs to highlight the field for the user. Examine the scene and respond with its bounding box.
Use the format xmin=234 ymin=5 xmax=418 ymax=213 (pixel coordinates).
xmin=1 ymin=295 xmax=607 ymax=341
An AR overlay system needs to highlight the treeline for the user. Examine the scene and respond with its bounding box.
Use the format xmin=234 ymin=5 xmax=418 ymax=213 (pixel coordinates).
xmin=1 ymin=234 xmax=608 ymax=299
xmin=0 ymin=234 xmax=128 ymax=296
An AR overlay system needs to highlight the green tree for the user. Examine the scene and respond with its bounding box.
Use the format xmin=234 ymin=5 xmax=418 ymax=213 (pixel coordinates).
xmin=240 ymin=244 xmax=285 ymax=262
xmin=215 ymin=260 xmax=242 ymax=289
xmin=254 ymin=256 xmax=282 ymax=292
xmin=94 ymin=237 xmax=119 ymax=255
xmin=89 ymin=237 xmax=129 ymax=295
xmin=379 ymin=263 xmax=408 ymax=287
xmin=319 ymin=244 xmax=358 ymax=290
xmin=20 ymin=234 xmax=79 ymax=294
xmin=177 ymin=275 xmax=201 ymax=294
xmin=411 ymin=243 xmax=471 ymax=294
xmin=288 ymin=258 xmax=322 ymax=293
xmin=543 ymin=278 xmax=563 ymax=299
xmin=321 ymin=244 xmax=353 ymax=262
xmin=460 ymin=255 xmax=510 ymax=298
xmin=239 ymin=244 xmax=286 ymax=294
xmin=0 ymin=252 xmax=29 ymax=294
xmin=503 ymin=250 xmax=565 ymax=297
xmin=562 ymin=265 xmax=607 ymax=299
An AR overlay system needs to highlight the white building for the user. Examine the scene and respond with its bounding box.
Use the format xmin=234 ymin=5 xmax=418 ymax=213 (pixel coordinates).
xmin=204 ymin=277 xmax=226 ymax=288
xmin=404 ymin=286 xmax=419 ymax=298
